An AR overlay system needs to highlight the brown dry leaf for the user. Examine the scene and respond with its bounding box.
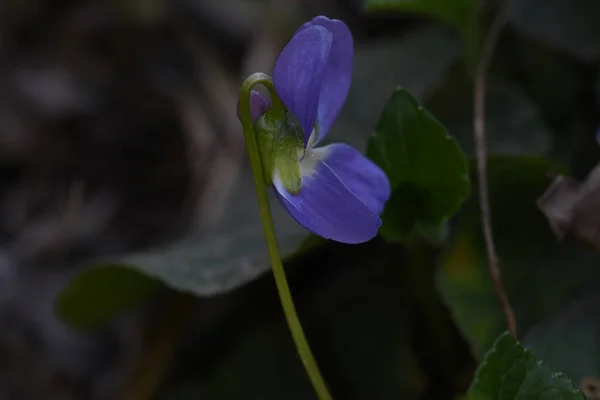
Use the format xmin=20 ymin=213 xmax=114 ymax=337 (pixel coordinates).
xmin=581 ymin=377 xmax=600 ymax=399
xmin=537 ymin=162 xmax=600 ymax=249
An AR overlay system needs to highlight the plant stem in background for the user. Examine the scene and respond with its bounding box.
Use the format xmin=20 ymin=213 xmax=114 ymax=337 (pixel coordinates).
xmin=123 ymin=294 xmax=195 ymax=400
xmin=461 ymin=8 xmax=480 ymax=77
xmin=239 ymin=73 xmax=333 ymax=400
xmin=473 ymin=4 xmax=517 ymax=336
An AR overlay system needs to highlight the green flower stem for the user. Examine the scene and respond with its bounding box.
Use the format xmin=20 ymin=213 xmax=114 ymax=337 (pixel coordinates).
xmin=239 ymin=73 xmax=333 ymax=400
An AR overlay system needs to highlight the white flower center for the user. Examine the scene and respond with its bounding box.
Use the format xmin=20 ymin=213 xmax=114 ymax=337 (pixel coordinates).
xmin=273 ymin=128 xmax=329 ymax=194
xmin=298 ymin=129 xmax=328 ymax=180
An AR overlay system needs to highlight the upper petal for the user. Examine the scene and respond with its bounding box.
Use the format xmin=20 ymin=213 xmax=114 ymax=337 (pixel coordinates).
xmin=299 ymin=17 xmax=354 ymax=144
xmin=273 ymin=25 xmax=332 ymax=147
xmin=273 ymin=144 xmax=387 ymax=244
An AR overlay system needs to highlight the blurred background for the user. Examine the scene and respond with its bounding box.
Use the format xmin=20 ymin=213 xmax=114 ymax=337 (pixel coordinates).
xmin=0 ymin=0 xmax=599 ymax=399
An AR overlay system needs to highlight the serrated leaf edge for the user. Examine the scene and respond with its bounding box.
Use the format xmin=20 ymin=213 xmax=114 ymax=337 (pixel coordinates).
xmin=468 ymin=332 xmax=585 ymax=398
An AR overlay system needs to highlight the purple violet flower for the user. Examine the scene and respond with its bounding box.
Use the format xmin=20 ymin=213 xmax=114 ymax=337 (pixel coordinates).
xmin=250 ymin=16 xmax=391 ymax=244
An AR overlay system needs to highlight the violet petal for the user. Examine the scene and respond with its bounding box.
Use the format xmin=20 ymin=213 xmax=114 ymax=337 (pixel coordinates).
xmin=317 ymin=143 xmax=390 ymax=215
xmin=273 ymin=143 xmax=387 ymax=243
xmin=298 ymin=17 xmax=353 ymax=144
xmin=236 ymin=90 xmax=270 ymax=122
xmin=273 ymin=25 xmax=332 ymax=147
xmin=249 ymin=90 xmax=270 ymax=122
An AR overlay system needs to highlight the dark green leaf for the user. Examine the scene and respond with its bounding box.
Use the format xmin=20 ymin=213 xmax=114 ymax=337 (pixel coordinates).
xmin=367 ymin=87 xmax=470 ymax=242
xmin=437 ymin=155 xmax=600 ymax=358
xmin=164 ymin=242 xmax=425 ymax=399
xmin=56 ymin=265 xmax=163 ymax=330
xmin=466 ymin=332 xmax=586 ymax=399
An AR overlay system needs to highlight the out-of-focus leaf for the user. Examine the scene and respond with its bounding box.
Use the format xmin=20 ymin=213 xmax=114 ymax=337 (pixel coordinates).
xmin=56 ymin=265 xmax=164 ymax=330
xmin=522 ymin=293 xmax=600 ymax=385
xmin=97 ymin=166 xmax=307 ymax=295
xmin=509 ymin=0 xmax=600 ymax=62
xmin=164 ymin=244 xmax=425 ymax=399
xmin=364 ymin=0 xmax=478 ymax=70
xmin=465 ymin=332 xmax=586 ymax=399
xmin=331 ymin=25 xmax=461 ymax=151
xmin=427 ymin=75 xmax=553 ymax=156
xmin=111 ymin=170 xmax=309 ymax=296
xmin=437 ymin=156 xmax=600 ymax=358
xmin=57 ymin=165 xmax=313 ymax=329
xmin=366 ymin=88 xmax=470 ymax=242
xmin=165 ymin=321 xmax=315 ymax=400
xmin=364 ymin=0 xmax=477 ymax=38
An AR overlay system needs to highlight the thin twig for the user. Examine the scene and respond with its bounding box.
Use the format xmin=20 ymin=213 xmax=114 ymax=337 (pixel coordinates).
xmin=121 ymin=294 xmax=195 ymax=400
xmin=47 ymin=180 xmax=85 ymax=260
xmin=473 ymin=5 xmax=517 ymax=336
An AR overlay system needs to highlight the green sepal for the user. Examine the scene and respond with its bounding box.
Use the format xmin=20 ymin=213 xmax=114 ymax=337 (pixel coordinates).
xmin=254 ymin=106 xmax=304 ymax=194
xmin=254 ymin=111 xmax=277 ymax=185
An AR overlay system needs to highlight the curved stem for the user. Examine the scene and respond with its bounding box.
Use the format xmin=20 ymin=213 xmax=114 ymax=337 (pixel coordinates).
xmin=473 ymin=5 xmax=516 ymax=336
xmin=239 ymin=72 xmax=333 ymax=400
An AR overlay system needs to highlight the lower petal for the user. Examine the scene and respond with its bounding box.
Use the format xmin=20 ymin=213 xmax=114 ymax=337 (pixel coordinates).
xmin=315 ymin=143 xmax=391 ymax=215
xmin=273 ymin=145 xmax=387 ymax=244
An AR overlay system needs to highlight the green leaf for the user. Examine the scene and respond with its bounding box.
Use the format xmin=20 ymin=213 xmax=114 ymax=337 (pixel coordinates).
xmin=465 ymin=332 xmax=586 ymax=399
xmin=366 ymin=87 xmax=470 ymax=242
xmin=509 ymin=0 xmax=600 ymax=62
xmin=437 ymin=155 xmax=600 ymax=358
xmin=56 ymin=265 xmax=164 ymax=330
